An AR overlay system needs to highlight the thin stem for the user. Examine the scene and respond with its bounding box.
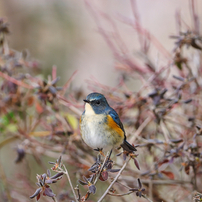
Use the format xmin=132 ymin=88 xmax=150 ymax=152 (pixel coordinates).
xmin=0 ymin=162 xmax=12 ymax=202
xmin=108 ymin=191 xmax=133 ymax=196
xmin=82 ymin=151 xmax=110 ymax=201
xmin=160 ymin=120 xmax=170 ymax=143
xmin=52 ymin=196 xmax=58 ymax=202
xmin=94 ymin=151 xmax=110 ymax=185
xmin=148 ymin=179 xmax=153 ymax=201
xmin=0 ymin=71 xmax=33 ymax=89
xmin=75 ymin=185 xmax=81 ymax=201
xmin=192 ymin=164 xmax=197 ymax=190
xmin=115 ymin=180 xmax=131 ymax=189
xmin=63 ymin=164 xmax=79 ymax=202
xmin=97 ymin=158 xmax=131 ymax=202
xmin=109 ymin=178 xmax=154 ymax=201
xmin=142 ymin=195 xmax=153 ymax=202
xmin=129 ymin=116 xmax=152 ymax=143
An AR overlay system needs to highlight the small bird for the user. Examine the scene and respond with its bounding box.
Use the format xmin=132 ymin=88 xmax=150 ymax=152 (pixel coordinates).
xmin=80 ymin=92 xmax=136 ymax=153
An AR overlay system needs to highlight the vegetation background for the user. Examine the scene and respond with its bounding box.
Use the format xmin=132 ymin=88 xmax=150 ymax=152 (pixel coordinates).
xmin=0 ymin=0 xmax=202 ymax=202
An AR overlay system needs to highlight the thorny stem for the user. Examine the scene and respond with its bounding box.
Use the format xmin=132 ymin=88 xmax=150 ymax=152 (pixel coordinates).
xmin=97 ymin=157 xmax=131 ymax=202
xmin=63 ymin=164 xmax=79 ymax=202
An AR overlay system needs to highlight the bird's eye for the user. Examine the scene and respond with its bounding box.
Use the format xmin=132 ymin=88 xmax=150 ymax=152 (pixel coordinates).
xmin=96 ymin=100 xmax=101 ymax=105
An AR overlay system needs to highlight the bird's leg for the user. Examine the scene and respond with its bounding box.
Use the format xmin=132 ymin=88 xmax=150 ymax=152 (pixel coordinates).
xmin=106 ymin=149 xmax=113 ymax=162
xmin=94 ymin=148 xmax=105 ymax=157
xmin=108 ymin=149 xmax=112 ymax=159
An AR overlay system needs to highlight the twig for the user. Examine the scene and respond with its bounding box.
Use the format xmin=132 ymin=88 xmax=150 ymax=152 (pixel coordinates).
xmin=160 ymin=120 xmax=170 ymax=143
xmin=58 ymin=95 xmax=82 ymax=116
xmin=97 ymin=158 xmax=131 ymax=202
xmin=0 ymin=71 xmax=33 ymax=89
xmin=75 ymin=185 xmax=81 ymax=201
xmin=94 ymin=151 xmax=110 ymax=185
xmin=0 ymin=162 xmax=12 ymax=202
xmin=0 ymin=135 xmax=19 ymax=149
xmin=117 ymin=14 xmax=171 ymax=59
xmin=129 ymin=116 xmax=152 ymax=144
xmin=63 ymin=164 xmax=79 ymax=202
xmin=108 ymin=191 xmax=133 ymax=196
xmin=108 ymin=180 xmax=153 ymax=202
xmin=52 ymin=196 xmax=58 ymax=202
xmin=82 ymin=151 xmax=111 ymax=201
xmin=84 ymin=0 xmax=146 ymax=74
xmin=130 ymin=0 xmax=144 ymax=50
xmin=115 ymin=180 xmax=131 ymax=189
xmin=60 ymin=70 xmax=78 ymax=96
xmin=190 ymin=0 xmax=199 ymax=34
xmin=52 ymin=65 xmax=57 ymax=80
xmin=139 ymin=179 xmax=191 ymax=185
xmin=142 ymin=195 xmax=153 ymax=202
xmin=148 ymin=179 xmax=153 ymax=201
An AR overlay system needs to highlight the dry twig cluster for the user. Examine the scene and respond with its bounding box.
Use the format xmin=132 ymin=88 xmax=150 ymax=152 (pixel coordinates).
xmin=0 ymin=0 xmax=202 ymax=201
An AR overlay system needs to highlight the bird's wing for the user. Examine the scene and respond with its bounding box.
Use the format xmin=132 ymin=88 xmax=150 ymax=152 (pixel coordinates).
xmin=108 ymin=109 xmax=137 ymax=152
xmin=108 ymin=109 xmax=125 ymax=137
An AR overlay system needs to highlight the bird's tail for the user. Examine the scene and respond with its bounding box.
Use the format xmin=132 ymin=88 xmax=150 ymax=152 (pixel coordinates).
xmin=121 ymin=140 xmax=137 ymax=152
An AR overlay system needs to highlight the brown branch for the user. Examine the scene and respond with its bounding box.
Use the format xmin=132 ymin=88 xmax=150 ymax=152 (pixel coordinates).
xmin=0 ymin=71 xmax=33 ymax=89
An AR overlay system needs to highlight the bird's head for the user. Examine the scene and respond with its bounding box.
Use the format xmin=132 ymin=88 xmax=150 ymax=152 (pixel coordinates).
xmin=83 ymin=92 xmax=109 ymax=115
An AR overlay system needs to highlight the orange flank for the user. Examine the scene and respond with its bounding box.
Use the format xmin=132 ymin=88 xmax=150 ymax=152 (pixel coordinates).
xmin=107 ymin=115 xmax=124 ymax=139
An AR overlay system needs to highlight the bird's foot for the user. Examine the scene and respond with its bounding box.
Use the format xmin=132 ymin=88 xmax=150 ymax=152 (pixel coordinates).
xmin=94 ymin=148 xmax=105 ymax=157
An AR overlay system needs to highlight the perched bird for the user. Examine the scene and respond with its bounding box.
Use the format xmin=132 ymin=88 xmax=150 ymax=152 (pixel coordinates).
xmin=80 ymin=92 xmax=136 ymax=153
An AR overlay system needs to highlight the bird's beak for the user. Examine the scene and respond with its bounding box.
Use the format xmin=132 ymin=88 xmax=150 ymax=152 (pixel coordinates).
xmin=83 ymin=99 xmax=90 ymax=103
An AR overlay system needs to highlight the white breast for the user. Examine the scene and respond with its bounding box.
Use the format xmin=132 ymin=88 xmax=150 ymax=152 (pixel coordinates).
xmin=84 ymin=103 xmax=95 ymax=116
xmin=81 ymin=113 xmax=107 ymax=149
xmin=80 ymin=103 xmax=123 ymax=150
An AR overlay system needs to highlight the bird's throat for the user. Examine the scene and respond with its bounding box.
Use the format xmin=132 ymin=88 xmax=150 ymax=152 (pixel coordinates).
xmin=85 ymin=103 xmax=95 ymax=116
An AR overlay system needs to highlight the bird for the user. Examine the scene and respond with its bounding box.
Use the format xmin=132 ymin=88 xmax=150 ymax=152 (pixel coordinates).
xmin=80 ymin=92 xmax=137 ymax=153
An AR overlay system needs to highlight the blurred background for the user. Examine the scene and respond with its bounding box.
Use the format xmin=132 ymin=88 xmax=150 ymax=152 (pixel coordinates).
xmin=1 ymin=0 xmax=201 ymax=91
xmin=0 ymin=1 xmax=202 ymax=201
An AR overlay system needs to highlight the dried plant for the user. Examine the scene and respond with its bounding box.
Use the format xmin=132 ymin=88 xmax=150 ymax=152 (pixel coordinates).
xmin=0 ymin=0 xmax=202 ymax=201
